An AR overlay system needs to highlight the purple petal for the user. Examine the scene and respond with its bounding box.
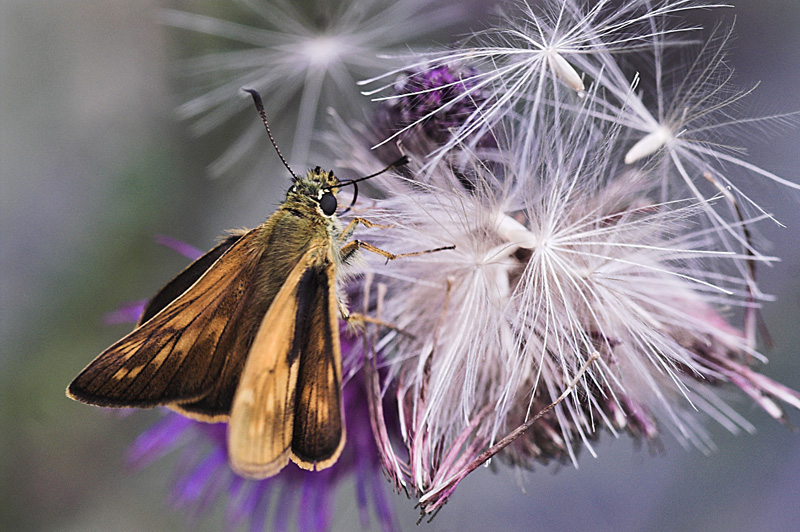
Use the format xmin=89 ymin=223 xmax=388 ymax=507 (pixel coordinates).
xmin=222 ymin=475 xmax=249 ymax=531
xmin=127 ymin=414 xmax=194 ymax=468
xmin=370 ymin=464 xmax=398 ymax=532
xmin=271 ymin=480 xmax=298 ymax=532
xmin=103 ymin=300 xmax=146 ymax=325
xmin=298 ymin=472 xmax=334 ymax=532
xmin=155 ymin=234 xmax=204 ymax=260
xmin=355 ymin=461 xmax=370 ymax=529
xmin=196 ymin=421 xmax=228 ymax=447
xmin=247 ymin=481 xmax=273 ymax=532
xmin=172 ymin=446 xmax=228 ymax=508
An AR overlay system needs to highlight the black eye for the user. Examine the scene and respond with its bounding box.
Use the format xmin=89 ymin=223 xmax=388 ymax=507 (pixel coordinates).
xmin=319 ymin=191 xmax=337 ymax=216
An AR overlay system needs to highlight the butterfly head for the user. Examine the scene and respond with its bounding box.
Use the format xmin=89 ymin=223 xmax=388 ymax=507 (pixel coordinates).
xmin=287 ymin=167 xmax=341 ymax=217
xmin=243 ymin=88 xmax=407 ymax=218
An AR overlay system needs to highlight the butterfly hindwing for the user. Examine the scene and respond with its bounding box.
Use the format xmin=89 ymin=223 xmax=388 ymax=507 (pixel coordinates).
xmin=67 ymin=229 xmax=265 ymax=417
xmin=290 ymin=251 xmax=345 ymax=470
xmin=227 ymin=247 xmax=344 ymax=478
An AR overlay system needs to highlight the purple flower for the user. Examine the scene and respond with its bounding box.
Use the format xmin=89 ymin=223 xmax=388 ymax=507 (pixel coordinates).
xmin=382 ymin=65 xmax=487 ymax=145
xmin=127 ymin=334 xmax=397 ymax=532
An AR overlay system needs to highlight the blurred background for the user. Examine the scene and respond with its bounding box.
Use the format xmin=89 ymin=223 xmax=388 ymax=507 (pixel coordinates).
xmin=2 ymin=1 xmax=800 ymax=531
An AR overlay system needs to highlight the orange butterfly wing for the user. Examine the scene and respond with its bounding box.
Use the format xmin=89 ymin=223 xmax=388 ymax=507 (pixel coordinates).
xmin=227 ymin=247 xmax=345 ymax=478
xmin=67 ymin=229 xmax=267 ymax=421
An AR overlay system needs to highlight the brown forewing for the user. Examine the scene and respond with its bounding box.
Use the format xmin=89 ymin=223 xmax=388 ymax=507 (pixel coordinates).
xmin=138 ymin=232 xmax=246 ymax=326
xmin=290 ymin=250 xmax=345 ymax=471
xmin=67 ymin=228 xmax=266 ymax=419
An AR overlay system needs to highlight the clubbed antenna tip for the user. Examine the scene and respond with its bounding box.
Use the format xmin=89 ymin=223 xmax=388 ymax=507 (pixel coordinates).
xmin=243 ymin=88 xmax=298 ymax=181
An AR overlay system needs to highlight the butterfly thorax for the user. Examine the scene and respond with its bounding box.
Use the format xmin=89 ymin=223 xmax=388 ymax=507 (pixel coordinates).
xmin=250 ymin=168 xmax=343 ymax=294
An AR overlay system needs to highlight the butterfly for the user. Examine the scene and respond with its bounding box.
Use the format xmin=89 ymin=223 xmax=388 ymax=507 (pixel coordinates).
xmin=67 ymin=89 xmax=432 ymax=478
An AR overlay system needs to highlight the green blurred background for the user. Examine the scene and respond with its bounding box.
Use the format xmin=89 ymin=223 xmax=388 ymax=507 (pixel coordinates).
xmin=3 ymin=1 xmax=800 ymax=531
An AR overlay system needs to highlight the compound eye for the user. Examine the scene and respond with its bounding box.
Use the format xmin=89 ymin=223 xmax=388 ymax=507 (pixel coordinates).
xmin=319 ymin=191 xmax=337 ymax=216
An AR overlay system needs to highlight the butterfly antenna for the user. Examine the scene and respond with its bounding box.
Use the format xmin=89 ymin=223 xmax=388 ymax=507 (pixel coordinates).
xmin=337 ymin=156 xmax=410 ymax=214
xmin=337 ymin=156 xmax=409 ymax=190
xmin=243 ymin=88 xmax=299 ymax=181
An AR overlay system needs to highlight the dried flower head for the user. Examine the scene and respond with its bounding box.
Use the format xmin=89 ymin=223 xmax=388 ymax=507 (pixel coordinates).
xmin=380 ymin=65 xmax=489 ymax=145
xmin=162 ymin=0 xmax=464 ymax=175
xmin=587 ymin=22 xmax=800 ymax=248
xmin=331 ymin=108 xmax=800 ymax=512
xmin=361 ymin=0 xmax=712 ymax=165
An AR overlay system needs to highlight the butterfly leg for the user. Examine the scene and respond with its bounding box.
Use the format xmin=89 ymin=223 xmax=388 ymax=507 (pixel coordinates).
xmin=333 ymin=292 xmax=408 ymax=335
xmin=338 ymin=217 xmax=393 ymax=243
xmin=339 ymin=239 xmax=454 ymax=265
xmin=344 ymin=312 xmax=414 ymax=337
